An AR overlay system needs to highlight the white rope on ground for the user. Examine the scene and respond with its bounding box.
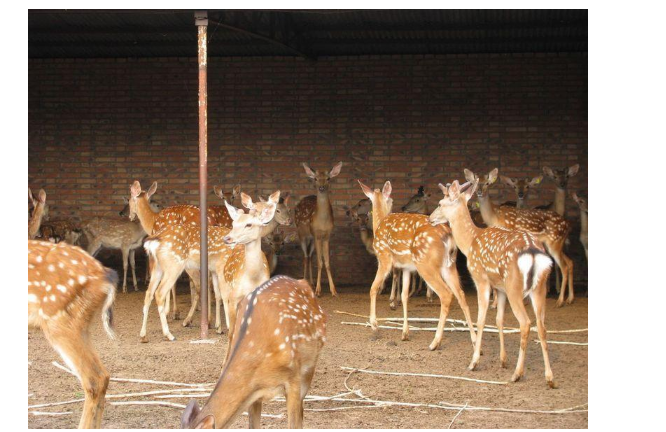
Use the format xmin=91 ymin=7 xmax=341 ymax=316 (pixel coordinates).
xmin=29 ymin=411 xmax=73 ymax=416
xmin=448 ymin=402 xmax=469 ymax=429
xmin=340 ymin=367 xmax=509 ymax=385
xmin=535 ymin=340 xmax=588 ymax=346
xmin=341 ymin=321 xmax=588 ymax=335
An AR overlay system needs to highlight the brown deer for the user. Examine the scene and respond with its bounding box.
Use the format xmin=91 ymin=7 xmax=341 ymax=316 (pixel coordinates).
xmin=499 ymin=175 xmax=543 ymax=208
xmin=82 ymin=217 xmax=148 ymax=293
xmin=218 ymin=191 xmax=281 ymax=344
xmin=538 ymin=164 xmax=580 ymax=215
xmin=400 ymin=186 xmax=432 ymax=302
xmin=210 ymin=184 xmax=242 ymax=227
xmin=358 ymin=180 xmax=476 ymax=350
xmin=180 ymin=275 xmax=326 ymax=429
xmin=294 ymin=162 xmax=342 ymax=296
xmin=429 ymin=180 xmax=555 ymax=388
xmin=571 ymin=192 xmax=588 ymax=259
xmin=28 ymin=240 xmax=117 ymax=427
xmin=28 ymin=188 xmax=48 ymax=239
xmin=264 ymin=229 xmax=297 ymax=275
xmin=465 ymin=168 xmax=574 ymax=307
xmin=38 ymin=219 xmax=83 ymax=245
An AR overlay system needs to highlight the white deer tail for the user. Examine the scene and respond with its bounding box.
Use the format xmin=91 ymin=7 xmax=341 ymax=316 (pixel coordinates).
xmin=517 ymin=249 xmax=553 ymax=294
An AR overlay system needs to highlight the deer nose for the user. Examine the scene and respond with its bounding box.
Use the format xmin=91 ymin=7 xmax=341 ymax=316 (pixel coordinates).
xmin=223 ymin=236 xmax=233 ymax=244
xmin=318 ymin=186 xmax=325 ymax=192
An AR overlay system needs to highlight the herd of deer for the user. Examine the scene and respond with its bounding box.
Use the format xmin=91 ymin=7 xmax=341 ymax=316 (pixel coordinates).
xmin=28 ymin=162 xmax=586 ymax=428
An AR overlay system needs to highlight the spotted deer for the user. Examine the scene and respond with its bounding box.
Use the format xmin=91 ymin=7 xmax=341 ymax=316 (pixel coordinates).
xmin=28 ymin=240 xmax=117 ymax=427
xmin=538 ymin=164 xmax=580 ymax=215
xmin=28 ymin=188 xmax=48 ymax=239
xmin=181 ymin=276 xmax=326 ymax=429
xmin=400 ymin=186 xmax=432 ymax=303
xmin=38 ymin=219 xmax=83 ymax=245
xmin=571 ymin=192 xmax=588 ymax=259
xmin=82 ymin=217 xmax=148 ymax=293
xmin=218 ymin=191 xmax=283 ymax=344
xmin=358 ymin=180 xmax=476 ymax=350
xmin=499 ymin=175 xmax=543 ymax=208
xmin=465 ymin=168 xmax=574 ymax=307
xmin=294 ymin=162 xmax=343 ymax=296
xmin=264 ymin=229 xmax=297 ymax=275
xmin=429 ymin=180 xmax=555 ymax=388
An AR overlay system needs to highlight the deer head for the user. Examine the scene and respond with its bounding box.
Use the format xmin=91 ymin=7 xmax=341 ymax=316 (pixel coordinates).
xmin=571 ymin=192 xmax=588 ymax=214
xmin=543 ymin=164 xmax=580 ymax=190
xmin=223 ymin=191 xmax=279 ymax=245
xmin=128 ymin=181 xmax=157 ymax=221
xmin=29 ymin=188 xmax=48 ymax=220
xmin=213 ymin=184 xmax=242 ymax=203
xmin=500 ymin=175 xmax=543 ymax=201
xmin=464 ymin=168 xmax=498 ymax=198
xmin=303 ymin=162 xmax=343 ymax=193
xmin=358 ymin=180 xmax=392 ymax=219
xmin=259 ymin=192 xmax=292 ymax=225
xmin=401 ymin=186 xmax=431 ymax=213
xmin=429 ymin=180 xmax=478 ymax=226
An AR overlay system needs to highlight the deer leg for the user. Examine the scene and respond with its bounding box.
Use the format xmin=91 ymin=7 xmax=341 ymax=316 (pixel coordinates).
xmin=140 ymin=266 xmax=163 ymax=343
xmin=505 ymin=278 xmax=531 ymax=383
xmin=248 ymin=399 xmax=263 ymax=429
xmin=369 ymin=257 xmax=392 ymax=331
xmin=155 ymin=273 xmax=180 ymax=341
xmin=566 ymin=254 xmax=575 ymax=305
xmin=409 ymin=273 xmax=417 ymax=297
xmin=469 ymin=279 xmax=491 ymax=371
xmin=169 ymin=284 xmax=180 ymax=320
xmin=286 ymin=379 xmax=304 ymax=429
xmin=47 ymin=327 xmax=109 ymax=429
xmin=145 ymin=254 xmax=153 ymax=285
xmin=389 ymin=268 xmax=400 ymax=310
xmin=490 ymin=288 xmax=498 ymax=309
xmin=426 ymin=285 xmax=433 ymax=303
xmin=400 ymin=270 xmax=411 ymax=341
xmin=121 ymin=248 xmax=129 ymax=294
xmin=211 ymin=273 xmax=223 ymax=334
xmin=529 ymin=274 xmax=556 ymax=388
xmin=208 ymin=272 xmax=213 ymax=327
xmin=441 ymin=266 xmax=477 ymax=346
xmin=314 ymin=237 xmax=324 ymax=297
xmin=547 ymin=243 xmax=570 ymax=308
xmin=322 ymin=238 xmax=337 ymax=296
xmin=300 ymin=239 xmax=310 ymax=282
xmin=416 ymin=265 xmax=453 ymax=351
xmin=129 ymin=248 xmax=138 ymax=291
xmin=182 ymin=273 xmax=201 ymax=328
xmin=495 ymin=290 xmax=508 ymax=368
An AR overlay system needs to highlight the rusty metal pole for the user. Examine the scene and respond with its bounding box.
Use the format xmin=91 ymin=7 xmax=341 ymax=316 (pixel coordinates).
xmin=195 ymin=11 xmax=209 ymax=339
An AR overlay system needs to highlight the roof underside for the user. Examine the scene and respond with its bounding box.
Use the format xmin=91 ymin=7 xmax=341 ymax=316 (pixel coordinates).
xmin=29 ymin=9 xmax=588 ymax=59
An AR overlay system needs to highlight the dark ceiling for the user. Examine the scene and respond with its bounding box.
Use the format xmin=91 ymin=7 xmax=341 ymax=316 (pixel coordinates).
xmin=29 ymin=9 xmax=588 ymax=59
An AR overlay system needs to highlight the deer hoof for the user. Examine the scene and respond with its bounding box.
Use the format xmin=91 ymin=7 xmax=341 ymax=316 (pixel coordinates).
xmin=511 ymin=372 xmax=523 ymax=383
xmin=182 ymin=320 xmax=191 ymax=328
xmin=389 ymin=302 xmax=396 ymax=310
xmin=555 ymin=300 xmax=564 ymax=308
xmin=140 ymin=336 xmax=149 ymax=344
xmin=165 ymin=335 xmax=176 ymax=342
xmin=566 ymin=297 xmax=574 ymax=305
xmin=172 ymin=313 xmax=181 ymax=320
xmin=401 ymin=333 xmax=409 ymax=341
xmin=468 ymin=360 xmax=479 ymax=371
xmin=547 ymin=378 xmax=557 ymax=389
xmin=428 ymin=341 xmax=440 ymax=351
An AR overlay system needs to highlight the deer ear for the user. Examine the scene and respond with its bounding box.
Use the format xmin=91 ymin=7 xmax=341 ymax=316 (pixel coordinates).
xmin=543 ymin=166 xmax=555 ymax=178
xmin=329 ymin=161 xmax=343 ymax=178
xmin=282 ymin=192 xmax=290 ymax=205
xmin=382 ymin=181 xmax=392 ymax=199
xmin=530 ymin=175 xmax=543 ymax=186
xmin=213 ymin=186 xmax=224 ymax=199
xmin=130 ymin=181 xmax=142 ymax=198
xmin=488 ymin=168 xmax=498 ymax=184
xmin=438 ymin=183 xmax=448 ymax=195
xmin=225 ymin=201 xmax=242 ymax=221
xmin=241 ymin=193 xmax=254 ymax=210
xmin=233 ymin=184 xmax=242 ymax=196
xmin=568 ymin=164 xmax=580 ymax=177
xmin=38 ymin=189 xmax=46 ymax=203
xmin=358 ymin=180 xmax=374 ymax=199
xmin=302 ymin=163 xmax=316 ymax=179
xmin=462 ymin=180 xmax=478 ymax=201
xmin=146 ymin=182 xmax=158 ymax=199
xmin=181 ymin=399 xmax=201 ymax=429
xmin=448 ymin=180 xmax=461 ymax=200
xmin=258 ymin=196 xmax=267 ymax=203
xmin=196 ymin=415 xmax=215 ymax=429
xmin=500 ymin=176 xmax=515 ymax=187
xmin=268 ymin=190 xmax=281 ymax=204
xmin=258 ymin=203 xmax=277 ymax=224
xmin=463 ymin=169 xmax=476 ymax=182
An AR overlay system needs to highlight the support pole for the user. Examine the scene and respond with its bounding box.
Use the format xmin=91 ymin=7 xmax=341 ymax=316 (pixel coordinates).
xmin=195 ymin=11 xmax=209 ymax=339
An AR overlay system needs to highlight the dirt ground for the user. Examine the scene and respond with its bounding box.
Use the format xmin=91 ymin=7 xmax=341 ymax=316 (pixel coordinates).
xmin=28 ymin=277 xmax=588 ymax=429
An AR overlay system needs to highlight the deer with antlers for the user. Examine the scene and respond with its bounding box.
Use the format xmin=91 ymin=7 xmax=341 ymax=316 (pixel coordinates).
xmin=358 ymin=180 xmax=476 ymax=350
xmin=28 ymin=240 xmax=117 ymax=427
xmin=181 ymin=275 xmax=326 ymax=429
xmin=429 ymin=180 xmax=555 ymax=388
xmin=571 ymin=192 xmax=588 ymax=259
xmin=465 ymin=168 xmax=574 ymax=307
xmin=499 ymin=175 xmax=543 ymax=208
xmin=28 ymin=188 xmax=48 ymax=239
xmin=294 ymin=162 xmax=342 ymax=296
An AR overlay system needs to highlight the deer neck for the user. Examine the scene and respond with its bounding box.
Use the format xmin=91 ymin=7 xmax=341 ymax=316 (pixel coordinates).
xmin=478 ymin=194 xmax=499 ymax=226
xmin=28 ymin=205 xmax=45 ymax=238
xmin=314 ymin=191 xmax=332 ymax=222
xmin=360 ymin=227 xmax=373 ymax=250
xmin=579 ymin=209 xmax=587 ymax=235
xmin=242 ymin=237 xmax=265 ymax=281
xmin=370 ymin=200 xmax=391 ymax=232
xmin=553 ymin=188 xmax=566 ymax=216
xmin=137 ymin=197 xmax=158 ymax=234
xmin=260 ymin=220 xmax=279 ymax=238
xmin=446 ymin=204 xmax=482 ymax=257
xmin=516 ymin=197 xmax=525 ymax=209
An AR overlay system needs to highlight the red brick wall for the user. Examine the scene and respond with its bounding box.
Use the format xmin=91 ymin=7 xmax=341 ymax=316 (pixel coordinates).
xmin=28 ymin=53 xmax=588 ymax=287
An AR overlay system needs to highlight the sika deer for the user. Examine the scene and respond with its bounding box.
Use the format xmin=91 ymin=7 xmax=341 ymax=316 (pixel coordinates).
xmin=429 ymin=181 xmax=555 ymax=388
xmin=499 ymin=175 xmax=543 ymax=208
xmin=294 ymin=162 xmax=343 ymax=296
xmin=465 ymin=168 xmax=574 ymax=307
xmin=400 ymin=186 xmax=432 ymax=302
xmin=357 ymin=180 xmax=476 ymax=350
xmin=571 ymin=192 xmax=588 ymax=259
xmin=28 ymin=188 xmax=48 ymax=239
xmin=82 ymin=217 xmax=148 ymax=293
xmin=28 ymin=240 xmax=117 ymax=427
xmin=538 ymin=164 xmax=580 ymax=215
xmin=264 ymin=229 xmax=297 ymax=275
xmin=181 ymin=275 xmax=326 ymax=429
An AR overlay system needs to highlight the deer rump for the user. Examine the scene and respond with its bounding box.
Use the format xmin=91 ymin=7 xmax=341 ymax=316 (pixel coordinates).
xmin=373 ymin=213 xmax=456 ymax=271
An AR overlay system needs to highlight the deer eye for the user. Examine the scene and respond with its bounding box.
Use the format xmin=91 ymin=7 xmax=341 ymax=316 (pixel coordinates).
xmin=245 ymin=223 xmax=252 ymax=228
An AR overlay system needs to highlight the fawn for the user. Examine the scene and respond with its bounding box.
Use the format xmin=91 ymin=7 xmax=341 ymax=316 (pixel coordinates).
xmin=429 ymin=180 xmax=556 ymax=388
xmin=358 ymin=180 xmax=476 ymax=350
xmin=28 ymin=240 xmax=118 ymax=427
xmin=181 ymin=276 xmax=326 ymax=429
xmin=499 ymin=175 xmax=543 ymax=208
xmin=264 ymin=229 xmax=297 ymax=275
xmin=28 ymin=188 xmax=48 ymax=239
xmin=571 ymin=192 xmax=588 ymax=259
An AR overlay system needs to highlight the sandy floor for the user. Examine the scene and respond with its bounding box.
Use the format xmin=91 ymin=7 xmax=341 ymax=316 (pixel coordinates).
xmin=28 ymin=281 xmax=588 ymax=429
